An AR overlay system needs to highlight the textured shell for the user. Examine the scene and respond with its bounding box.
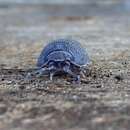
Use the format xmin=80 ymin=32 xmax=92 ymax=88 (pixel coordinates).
xmin=37 ymin=39 xmax=89 ymax=67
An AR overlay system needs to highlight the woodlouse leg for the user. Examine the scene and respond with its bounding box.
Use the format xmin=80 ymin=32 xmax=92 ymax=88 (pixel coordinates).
xmin=63 ymin=65 xmax=81 ymax=84
xmin=74 ymin=75 xmax=81 ymax=84
xmin=49 ymin=72 xmax=56 ymax=81
xmin=48 ymin=65 xmax=57 ymax=81
xmin=25 ymin=67 xmax=49 ymax=80
xmin=35 ymin=68 xmax=49 ymax=77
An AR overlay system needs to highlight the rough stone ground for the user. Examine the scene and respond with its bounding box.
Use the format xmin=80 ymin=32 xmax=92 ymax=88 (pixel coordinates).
xmin=0 ymin=2 xmax=130 ymax=130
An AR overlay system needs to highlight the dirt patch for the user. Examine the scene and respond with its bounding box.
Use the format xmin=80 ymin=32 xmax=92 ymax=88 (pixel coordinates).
xmin=0 ymin=62 xmax=130 ymax=130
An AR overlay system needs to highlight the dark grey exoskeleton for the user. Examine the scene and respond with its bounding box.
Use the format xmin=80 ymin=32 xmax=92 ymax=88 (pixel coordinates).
xmin=30 ymin=39 xmax=90 ymax=83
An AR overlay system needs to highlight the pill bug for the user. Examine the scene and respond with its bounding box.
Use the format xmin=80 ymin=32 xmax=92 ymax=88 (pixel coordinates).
xmin=29 ymin=39 xmax=90 ymax=83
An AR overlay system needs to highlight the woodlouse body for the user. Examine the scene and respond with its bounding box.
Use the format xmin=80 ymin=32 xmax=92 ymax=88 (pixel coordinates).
xmin=36 ymin=39 xmax=90 ymax=82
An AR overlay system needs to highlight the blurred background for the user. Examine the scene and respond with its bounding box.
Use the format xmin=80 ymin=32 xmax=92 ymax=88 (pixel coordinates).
xmin=0 ymin=0 xmax=130 ymax=68
xmin=0 ymin=1 xmax=130 ymax=130
xmin=0 ymin=0 xmax=130 ymax=16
